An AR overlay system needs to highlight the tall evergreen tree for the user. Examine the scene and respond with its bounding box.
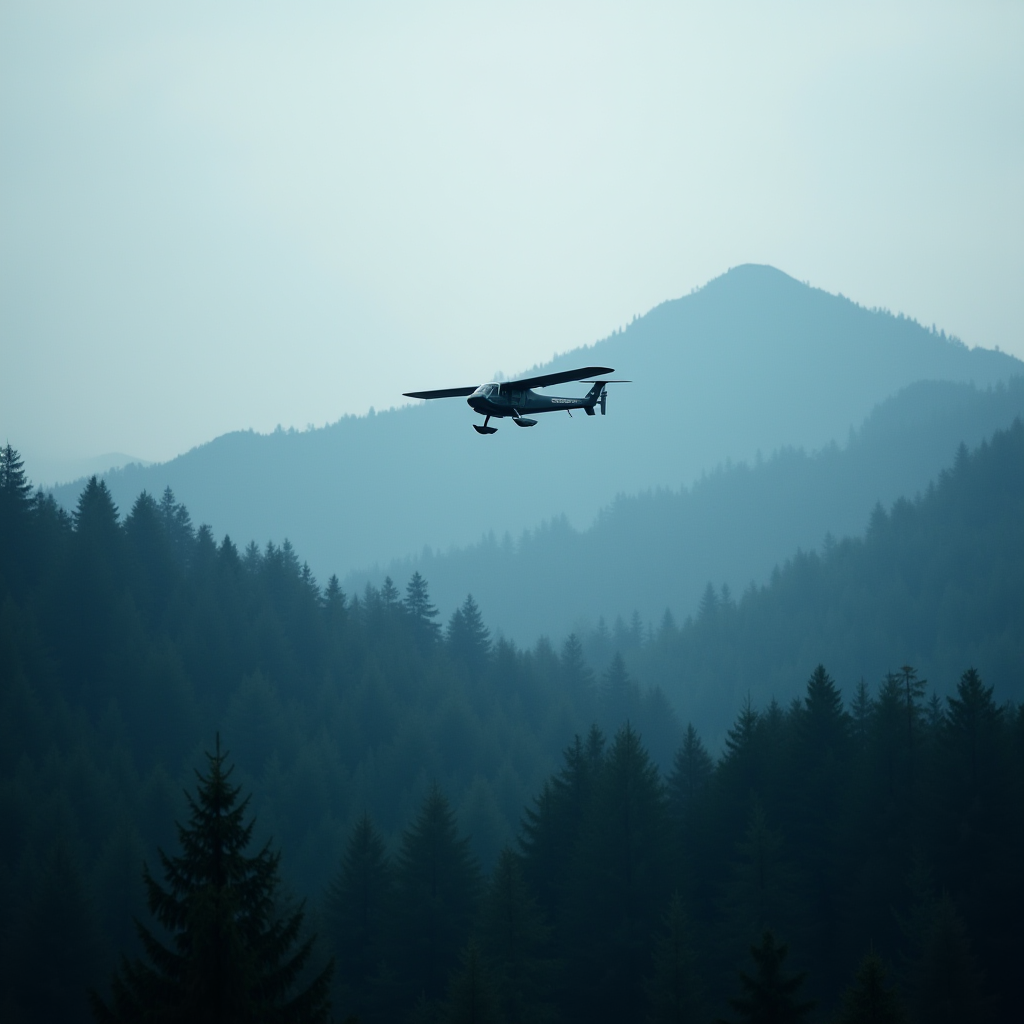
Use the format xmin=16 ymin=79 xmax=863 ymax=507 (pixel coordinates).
xmin=719 ymin=931 xmax=813 ymax=1024
xmin=439 ymin=940 xmax=503 ymax=1024
xmin=668 ymin=723 xmax=714 ymax=822
xmin=392 ymin=784 xmax=482 ymax=1010
xmin=601 ymin=652 xmax=638 ymax=731
xmin=447 ymin=594 xmax=492 ymax=673
xmin=644 ymin=891 xmax=704 ymax=1024
xmin=91 ymin=738 xmax=332 ymax=1023
xmin=560 ymin=632 xmax=594 ymax=698
xmin=833 ymin=952 xmax=905 ymax=1024
xmin=565 ymin=723 xmax=671 ymax=1022
xmin=405 ymin=571 xmax=442 ymax=646
xmin=0 ymin=443 xmax=35 ymax=594
xmin=479 ymin=847 xmax=555 ymax=1024
xmin=902 ymin=893 xmax=991 ymax=1024
xmin=0 ymin=442 xmax=32 ymax=517
xmin=944 ymin=667 xmax=1000 ymax=796
xmin=323 ymin=813 xmax=393 ymax=1018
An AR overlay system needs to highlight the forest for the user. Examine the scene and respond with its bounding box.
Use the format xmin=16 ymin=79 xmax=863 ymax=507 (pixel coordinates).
xmin=1 ymin=424 xmax=1022 ymax=1022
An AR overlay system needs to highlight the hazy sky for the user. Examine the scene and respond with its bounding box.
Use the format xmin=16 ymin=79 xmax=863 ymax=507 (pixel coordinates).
xmin=2 ymin=1 xmax=1022 ymax=475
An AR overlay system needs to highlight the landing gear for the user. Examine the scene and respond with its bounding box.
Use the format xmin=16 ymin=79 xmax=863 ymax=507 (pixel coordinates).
xmin=512 ymin=417 xmax=537 ymax=427
xmin=473 ymin=416 xmax=498 ymax=435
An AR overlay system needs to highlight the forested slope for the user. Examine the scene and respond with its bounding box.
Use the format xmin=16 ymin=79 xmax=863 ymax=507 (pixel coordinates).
xmin=1 ymin=424 xmax=1021 ymax=1021
xmin=352 ymin=376 xmax=1024 ymax=640
xmin=617 ymin=418 xmax=1024 ymax=742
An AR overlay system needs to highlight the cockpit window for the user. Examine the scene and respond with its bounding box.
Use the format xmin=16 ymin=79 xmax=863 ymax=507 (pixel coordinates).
xmin=472 ymin=383 xmax=498 ymax=397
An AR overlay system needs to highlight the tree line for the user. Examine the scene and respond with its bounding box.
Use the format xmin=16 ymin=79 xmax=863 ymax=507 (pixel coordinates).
xmin=0 ymin=439 xmax=1021 ymax=1020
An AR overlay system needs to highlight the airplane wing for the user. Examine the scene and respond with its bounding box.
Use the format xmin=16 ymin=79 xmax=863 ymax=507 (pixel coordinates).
xmin=403 ymin=386 xmax=479 ymax=399
xmin=503 ymin=366 xmax=615 ymax=390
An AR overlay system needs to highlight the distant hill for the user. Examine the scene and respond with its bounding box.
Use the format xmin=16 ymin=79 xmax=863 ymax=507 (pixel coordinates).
xmin=349 ymin=377 xmax=1024 ymax=641
xmin=629 ymin=417 xmax=1024 ymax=743
xmin=47 ymin=265 xmax=1022 ymax=582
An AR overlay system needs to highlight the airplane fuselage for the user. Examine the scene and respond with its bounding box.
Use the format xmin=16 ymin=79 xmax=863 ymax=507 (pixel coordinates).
xmin=467 ymin=383 xmax=596 ymax=419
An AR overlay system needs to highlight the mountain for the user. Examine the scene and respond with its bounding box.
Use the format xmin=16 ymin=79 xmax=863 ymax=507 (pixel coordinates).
xmin=348 ymin=377 xmax=1024 ymax=642
xmin=47 ymin=265 xmax=1022 ymax=582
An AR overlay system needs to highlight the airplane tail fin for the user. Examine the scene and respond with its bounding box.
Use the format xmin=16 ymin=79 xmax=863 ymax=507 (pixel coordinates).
xmin=580 ymin=379 xmax=628 ymax=415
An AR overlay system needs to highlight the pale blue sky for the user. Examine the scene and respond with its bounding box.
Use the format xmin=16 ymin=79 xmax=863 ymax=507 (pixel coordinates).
xmin=2 ymin=1 xmax=1022 ymax=479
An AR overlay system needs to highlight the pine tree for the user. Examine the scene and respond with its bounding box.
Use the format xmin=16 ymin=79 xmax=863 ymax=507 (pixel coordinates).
xmin=945 ymin=667 xmax=1001 ymax=795
xmin=324 ymin=813 xmax=393 ymax=1016
xmin=479 ymin=847 xmax=555 ymax=1024
xmin=405 ymin=571 xmax=441 ymax=646
xmin=898 ymin=665 xmax=926 ymax=780
xmin=158 ymin=486 xmax=194 ymax=570
xmin=447 ymin=594 xmax=492 ymax=673
xmin=519 ymin=731 xmax=602 ymax=921
xmin=0 ymin=444 xmax=35 ymax=594
xmin=392 ymin=784 xmax=482 ymax=1009
xmin=601 ymin=651 xmax=638 ymax=730
xmin=719 ymin=931 xmax=813 ymax=1024
xmin=565 ymin=723 xmax=672 ymax=1021
xmin=439 ymin=940 xmax=504 ymax=1024
xmin=645 ymin=891 xmax=704 ymax=1024
xmin=849 ymin=679 xmax=872 ymax=754
xmin=668 ymin=723 xmax=714 ymax=822
xmin=722 ymin=799 xmax=800 ymax=950
xmin=380 ymin=575 xmax=400 ymax=613
xmin=903 ymin=892 xmax=991 ymax=1024
xmin=0 ymin=443 xmax=32 ymax=516
xmin=560 ymin=632 xmax=594 ymax=698
xmin=91 ymin=737 xmax=332 ymax=1023
xmin=834 ymin=952 xmax=905 ymax=1024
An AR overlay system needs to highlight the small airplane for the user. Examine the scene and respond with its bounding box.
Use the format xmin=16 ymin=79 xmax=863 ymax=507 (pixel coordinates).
xmin=403 ymin=366 xmax=629 ymax=434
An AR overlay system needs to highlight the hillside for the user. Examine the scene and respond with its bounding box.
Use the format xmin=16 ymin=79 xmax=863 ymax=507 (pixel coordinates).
xmin=619 ymin=418 xmax=1024 ymax=742
xmin=47 ymin=266 xmax=1021 ymax=584
xmin=2 ymin=420 xmax=1022 ymax=1021
xmin=350 ymin=377 xmax=1024 ymax=640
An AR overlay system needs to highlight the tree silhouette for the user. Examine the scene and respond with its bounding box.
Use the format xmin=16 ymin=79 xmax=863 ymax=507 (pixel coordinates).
xmin=719 ymin=931 xmax=813 ymax=1024
xmin=91 ymin=736 xmax=332 ymax=1023
xmin=392 ymin=783 xmax=482 ymax=1008
xmin=447 ymin=594 xmax=492 ymax=672
xmin=324 ymin=812 xmax=393 ymax=1017
xmin=405 ymin=571 xmax=441 ymax=646
xmin=834 ymin=951 xmax=905 ymax=1024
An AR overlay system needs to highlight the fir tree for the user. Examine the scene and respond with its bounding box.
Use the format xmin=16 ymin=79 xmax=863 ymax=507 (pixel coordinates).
xmin=849 ymin=679 xmax=872 ymax=754
xmin=902 ymin=892 xmax=992 ymax=1024
xmin=668 ymin=723 xmax=714 ymax=822
xmin=91 ymin=737 xmax=332 ymax=1023
xmin=601 ymin=651 xmax=638 ymax=730
xmin=392 ymin=784 xmax=482 ymax=1009
xmin=833 ymin=952 xmax=905 ymax=1024
xmin=323 ymin=813 xmax=393 ymax=1016
xmin=0 ymin=442 xmax=32 ymax=515
xmin=719 ymin=931 xmax=813 ymax=1024
xmin=566 ymin=723 xmax=671 ymax=1021
xmin=645 ymin=891 xmax=704 ymax=1024
xmin=447 ymin=594 xmax=492 ymax=673
xmin=479 ymin=847 xmax=555 ymax=1024
xmin=945 ymin=667 xmax=1000 ymax=795
xmin=439 ymin=940 xmax=503 ymax=1024
xmin=560 ymin=632 xmax=594 ymax=697
xmin=405 ymin=571 xmax=441 ymax=646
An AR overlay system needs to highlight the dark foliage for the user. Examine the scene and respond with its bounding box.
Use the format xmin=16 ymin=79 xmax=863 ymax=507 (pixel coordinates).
xmin=90 ymin=738 xmax=331 ymax=1023
xmin=0 ymin=426 xmax=1021 ymax=1022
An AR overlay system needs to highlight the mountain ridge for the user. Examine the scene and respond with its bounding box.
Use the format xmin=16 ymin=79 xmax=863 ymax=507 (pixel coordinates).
xmin=46 ymin=265 xmax=1022 ymax=583
xmin=345 ymin=377 xmax=1024 ymax=641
